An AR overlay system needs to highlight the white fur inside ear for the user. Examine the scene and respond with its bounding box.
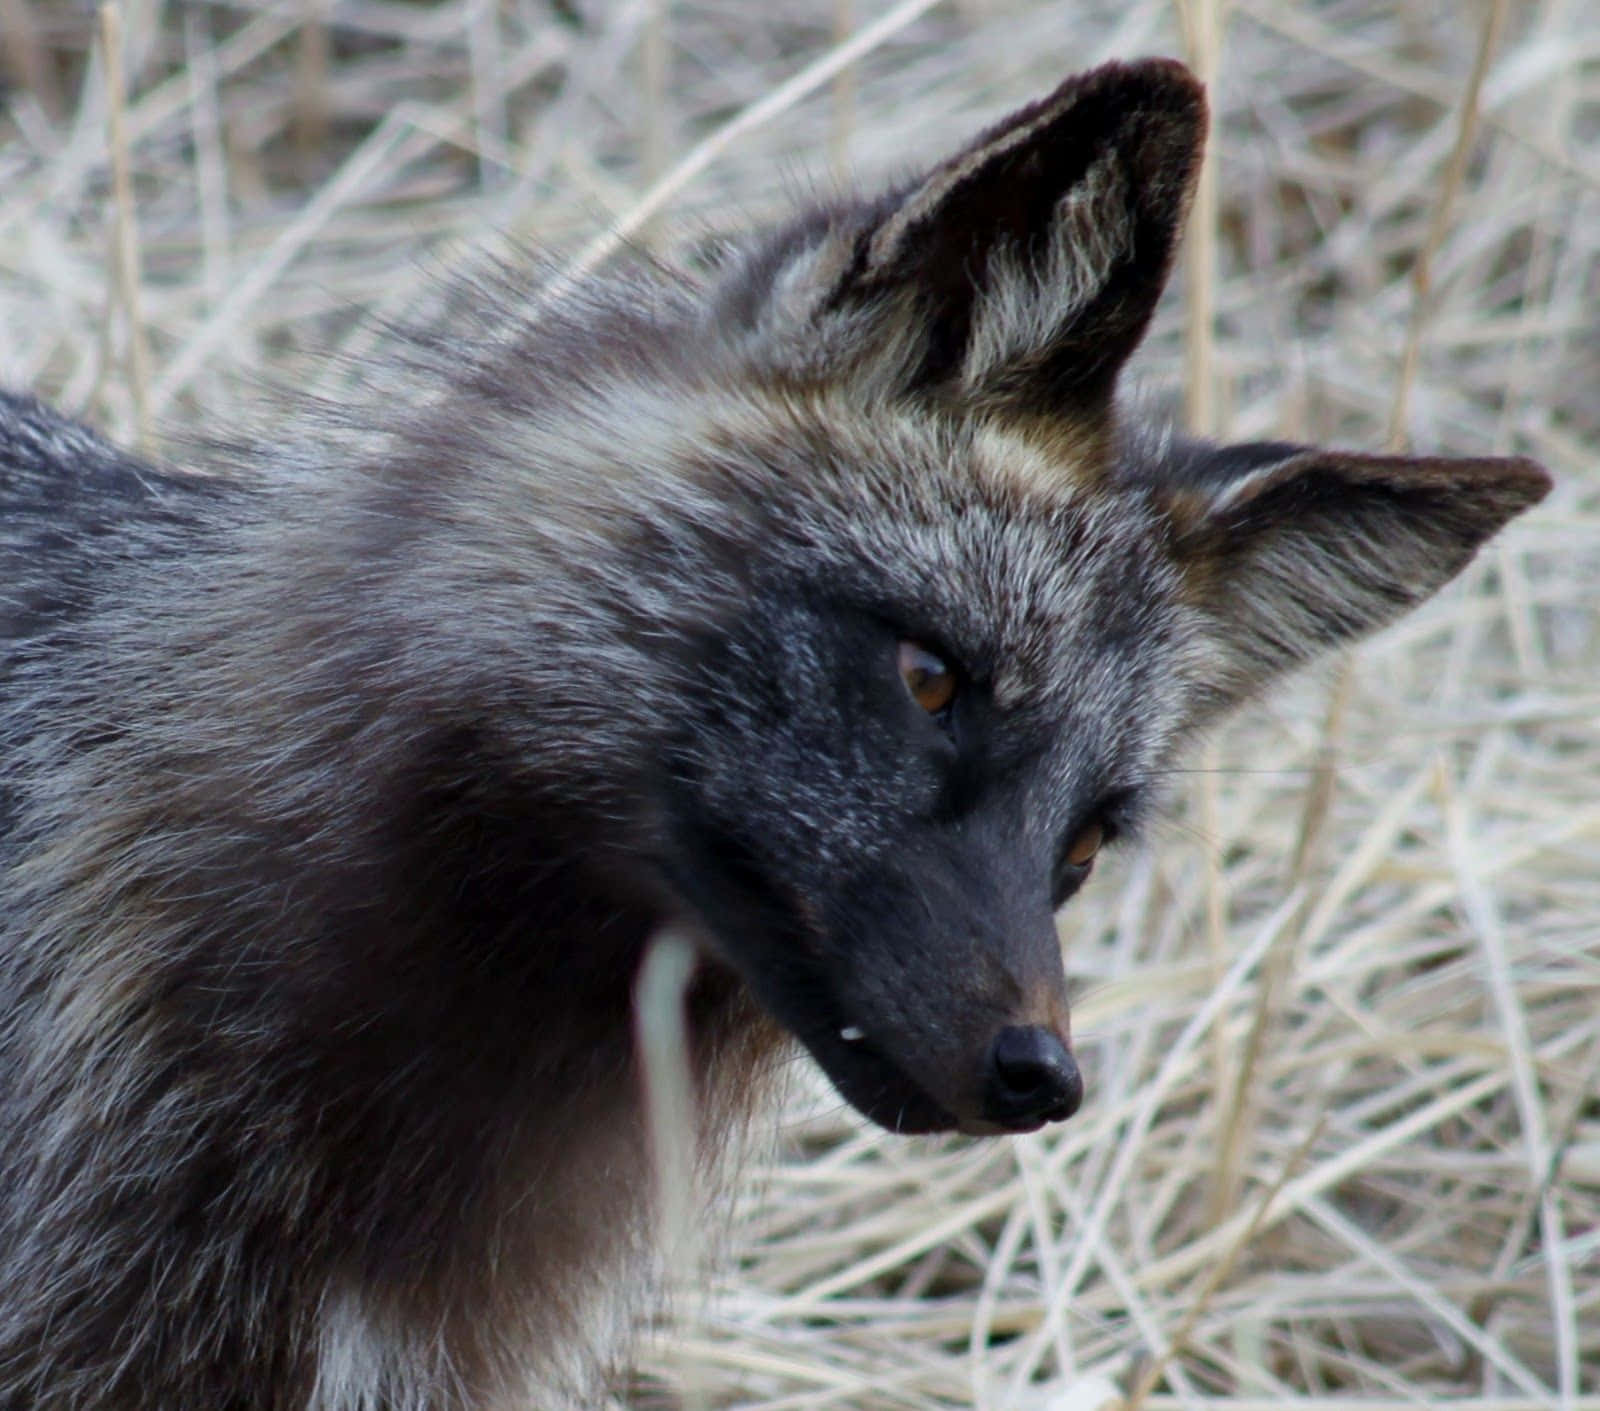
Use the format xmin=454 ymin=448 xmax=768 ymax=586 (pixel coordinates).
xmin=960 ymin=155 xmax=1129 ymax=390
xmin=1196 ymin=458 xmax=1296 ymax=518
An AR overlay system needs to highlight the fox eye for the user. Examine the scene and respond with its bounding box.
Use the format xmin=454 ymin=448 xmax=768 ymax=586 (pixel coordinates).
xmin=897 ymin=641 xmax=957 ymax=715
xmin=1062 ymin=819 xmax=1103 ymax=868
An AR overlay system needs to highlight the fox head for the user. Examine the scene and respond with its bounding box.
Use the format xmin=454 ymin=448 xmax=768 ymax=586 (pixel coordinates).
xmin=353 ymin=61 xmax=1546 ymax=1139
xmin=599 ymin=58 xmax=1546 ymax=1136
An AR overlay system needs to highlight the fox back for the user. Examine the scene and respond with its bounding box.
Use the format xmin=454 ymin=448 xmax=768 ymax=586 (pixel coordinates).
xmin=0 ymin=60 xmax=1547 ymax=1410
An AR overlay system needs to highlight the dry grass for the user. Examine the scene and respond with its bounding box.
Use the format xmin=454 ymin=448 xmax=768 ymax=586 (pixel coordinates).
xmin=2 ymin=1 xmax=1597 ymax=1408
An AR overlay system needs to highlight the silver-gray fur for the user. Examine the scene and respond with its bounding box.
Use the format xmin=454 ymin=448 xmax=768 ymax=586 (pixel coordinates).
xmin=0 ymin=59 xmax=1547 ymax=1409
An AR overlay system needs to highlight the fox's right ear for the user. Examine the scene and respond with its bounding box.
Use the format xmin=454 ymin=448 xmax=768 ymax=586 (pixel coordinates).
xmin=730 ymin=59 xmax=1206 ymax=412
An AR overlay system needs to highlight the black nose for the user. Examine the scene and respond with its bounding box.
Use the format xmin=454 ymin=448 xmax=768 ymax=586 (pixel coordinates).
xmin=983 ymin=1025 xmax=1083 ymax=1129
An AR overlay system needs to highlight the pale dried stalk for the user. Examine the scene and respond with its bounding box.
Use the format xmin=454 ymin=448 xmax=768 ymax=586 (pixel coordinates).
xmin=1178 ymin=0 xmax=1223 ymax=438
xmin=641 ymin=0 xmax=670 ymax=190
xmin=1127 ymin=1119 xmax=1325 ymax=1411
xmin=1387 ymin=0 xmax=1510 ymax=450
xmin=0 ymin=0 xmax=59 ymax=118
xmin=830 ymin=0 xmax=857 ymax=176
xmin=294 ymin=0 xmax=330 ymax=156
xmin=633 ymin=930 xmax=707 ymax=1411
xmin=99 ymin=2 xmax=151 ymax=451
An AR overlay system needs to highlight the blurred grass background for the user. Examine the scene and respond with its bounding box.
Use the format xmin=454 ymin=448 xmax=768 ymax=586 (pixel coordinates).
xmin=2 ymin=2 xmax=1597 ymax=1408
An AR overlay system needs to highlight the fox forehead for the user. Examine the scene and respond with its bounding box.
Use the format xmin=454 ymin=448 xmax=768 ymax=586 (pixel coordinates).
xmin=668 ymin=387 xmax=1191 ymax=735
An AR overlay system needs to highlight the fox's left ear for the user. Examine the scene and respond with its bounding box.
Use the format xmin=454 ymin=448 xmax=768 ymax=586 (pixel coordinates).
xmin=1149 ymin=441 xmax=1551 ymax=716
xmin=739 ymin=58 xmax=1205 ymax=410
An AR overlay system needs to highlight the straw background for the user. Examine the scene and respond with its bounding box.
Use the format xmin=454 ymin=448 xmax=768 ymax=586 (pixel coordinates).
xmin=1 ymin=1 xmax=1596 ymax=1409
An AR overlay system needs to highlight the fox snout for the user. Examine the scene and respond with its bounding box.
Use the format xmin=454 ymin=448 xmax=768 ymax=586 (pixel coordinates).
xmin=765 ymin=854 xmax=1084 ymax=1136
xmin=804 ymin=999 xmax=1082 ymax=1137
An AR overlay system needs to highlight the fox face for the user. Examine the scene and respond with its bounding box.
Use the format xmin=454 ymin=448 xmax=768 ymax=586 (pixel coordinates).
xmin=654 ymin=429 xmax=1185 ymax=1134
xmin=587 ymin=59 xmax=1549 ymax=1136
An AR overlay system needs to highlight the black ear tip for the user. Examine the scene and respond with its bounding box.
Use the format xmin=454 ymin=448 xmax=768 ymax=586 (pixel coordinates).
xmin=1119 ymin=55 xmax=1208 ymax=108
xmin=1067 ymin=55 xmax=1209 ymax=130
xmin=1494 ymin=456 xmax=1554 ymax=508
xmin=1039 ymin=57 xmax=1208 ymax=189
xmin=1398 ymin=453 xmax=1553 ymax=518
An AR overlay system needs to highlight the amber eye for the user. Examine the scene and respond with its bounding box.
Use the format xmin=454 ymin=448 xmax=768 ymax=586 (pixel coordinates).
xmin=1063 ymin=819 xmax=1104 ymax=868
xmin=897 ymin=640 xmax=957 ymax=715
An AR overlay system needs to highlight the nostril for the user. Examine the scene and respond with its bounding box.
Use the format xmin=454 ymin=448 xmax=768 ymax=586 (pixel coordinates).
xmin=985 ymin=1025 xmax=1083 ymax=1127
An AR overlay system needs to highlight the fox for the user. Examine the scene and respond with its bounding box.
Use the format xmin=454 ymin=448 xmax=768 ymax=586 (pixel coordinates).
xmin=0 ymin=56 xmax=1549 ymax=1411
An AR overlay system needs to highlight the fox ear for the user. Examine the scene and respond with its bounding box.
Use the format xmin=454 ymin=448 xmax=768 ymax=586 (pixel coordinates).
xmin=1153 ymin=442 xmax=1551 ymax=716
xmin=741 ymin=59 xmax=1206 ymax=410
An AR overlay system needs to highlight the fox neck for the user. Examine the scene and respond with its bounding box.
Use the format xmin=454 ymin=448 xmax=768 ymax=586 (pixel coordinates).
xmin=20 ymin=703 xmax=780 ymax=1406
xmin=287 ymin=803 xmax=781 ymax=1405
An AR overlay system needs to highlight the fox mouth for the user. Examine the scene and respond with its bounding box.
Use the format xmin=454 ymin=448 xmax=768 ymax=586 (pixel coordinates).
xmin=801 ymin=1025 xmax=960 ymax=1134
xmin=799 ymin=1022 xmax=1057 ymax=1137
